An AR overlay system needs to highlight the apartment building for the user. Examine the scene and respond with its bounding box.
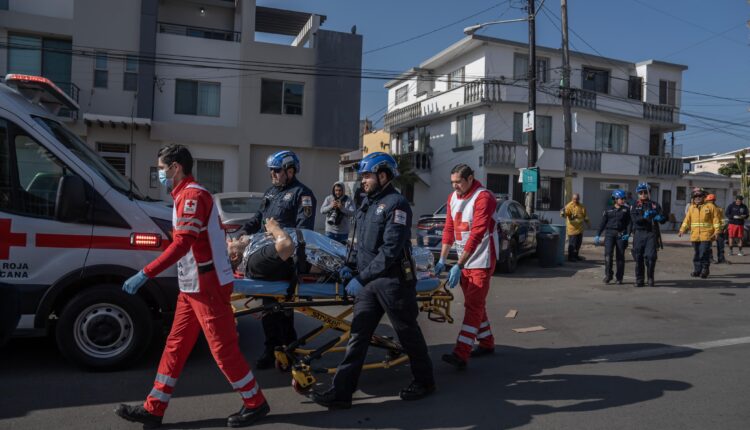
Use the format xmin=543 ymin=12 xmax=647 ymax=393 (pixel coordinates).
xmin=383 ymin=34 xmax=736 ymax=222
xmin=0 ymin=0 xmax=362 ymax=226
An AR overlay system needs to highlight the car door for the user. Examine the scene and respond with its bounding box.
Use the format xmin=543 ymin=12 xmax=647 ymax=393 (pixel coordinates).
xmin=515 ymin=203 xmax=540 ymax=251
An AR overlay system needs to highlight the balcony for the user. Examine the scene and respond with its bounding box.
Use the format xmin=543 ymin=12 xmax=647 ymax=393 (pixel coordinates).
xmin=572 ymin=149 xmax=601 ymax=172
xmin=404 ymin=151 xmax=432 ymax=171
xmin=158 ymin=21 xmax=241 ymax=42
xmin=643 ymin=103 xmax=675 ymax=123
xmin=483 ymin=141 xmax=516 ymax=167
xmin=570 ymin=88 xmax=596 ymax=110
xmin=639 ymin=155 xmax=682 ymax=177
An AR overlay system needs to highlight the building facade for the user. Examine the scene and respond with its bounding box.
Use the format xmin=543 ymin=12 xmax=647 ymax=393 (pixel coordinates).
xmin=0 ymin=0 xmax=362 ymax=228
xmin=383 ymin=35 xmax=736 ymax=223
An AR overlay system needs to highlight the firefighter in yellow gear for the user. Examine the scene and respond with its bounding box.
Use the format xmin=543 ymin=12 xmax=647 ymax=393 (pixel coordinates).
xmin=678 ymin=188 xmax=722 ymax=278
xmin=560 ymin=193 xmax=590 ymax=261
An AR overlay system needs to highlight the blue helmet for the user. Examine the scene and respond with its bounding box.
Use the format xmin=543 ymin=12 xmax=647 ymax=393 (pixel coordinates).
xmin=267 ymin=150 xmax=300 ymax=173
xmin=612 ymin=189 xmax=626 ymax=200
xmin=358 ymin=152 xmax=399 ymax=177
xmin=635 ymin=183 xmax=650 ymax=194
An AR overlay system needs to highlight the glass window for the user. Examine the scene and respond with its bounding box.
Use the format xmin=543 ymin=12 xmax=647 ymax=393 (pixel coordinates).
xmin=595 ymin=122 xmax=628 ymax=153
xmin=8 ymin=34 xmax=42 ymax=75
xmin=514 ymin=112 xmax=552 ymax=148
xmin=513 ymin=54 xmax=550 ymax=82
xmin=124 ymin=55 xmax=138 ymax=91
xmin=659 ymin=80 xmax=676 ymax=106
xmin=628 ymin=76 xmax=643 ymax=101
xmin=283 ymin=82 xmax=303 ymax=115
xmin=456 ymin=113 xmax=473 ymax=148
xmin=220 ymin=196 xmax=263 ymax=214
xmin=260 ymin=79 xmax=303 ymax=116
xmin=416 ymin=125 xmax=430 ymax=152
xmin=94 ymin=52 xmax=108 ymax=88
xmin=175 ymin=80 xmax=220 ymax=117
xmin=582 ymin=67 xmax=609 ymax=94
xmin=97 ymin=143 xmax=130 ymax=177
xmin=42 ymin=39 xmax=72 ymax=88
xmin=197 ymin=82 xmax=220 ymax=116
xmin=448 ymin=67 xmax=465 ymax=90
xmin=196 ymin=160 xmax=223 ymax=194
xmin=395 ymin=85 xmax=408 ymax=105
xmin=0 ymin=0 xmax=8 ymax=10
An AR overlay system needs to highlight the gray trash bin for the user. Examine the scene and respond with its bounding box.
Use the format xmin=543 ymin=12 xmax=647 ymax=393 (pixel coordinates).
xmin=536 ymin=231 xmax=560 ymax=268
xmin=549 ymin=224 xmax=567 ymax=265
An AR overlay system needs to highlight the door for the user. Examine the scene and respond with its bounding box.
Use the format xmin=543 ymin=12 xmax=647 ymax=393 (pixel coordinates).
xmin=662 ymin=189 xmax=672 ymax=219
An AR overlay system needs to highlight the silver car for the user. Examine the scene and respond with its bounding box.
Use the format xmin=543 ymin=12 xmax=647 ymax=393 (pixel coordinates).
xmin=214 ymin=191 xmax=264 ymax=237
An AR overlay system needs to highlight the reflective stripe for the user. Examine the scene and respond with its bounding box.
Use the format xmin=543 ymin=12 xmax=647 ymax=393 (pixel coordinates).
xmin=155 ymin=373 xmax=177 ymax=387
xmin=479 ymin=321 xmax=490 ymax=329
xmin=148 ymin=388 xmax=171 ymax=403
xmin=477 ymin=331 xmax=492 ymax=339
xmin=461 ymin=324 xmax=479 ymax=335
xmin=231 ymin=370 xmax=255 ymax=389
xmin=175 ymin=225 xmax=201 ymax=233
xmin=458 ymin=335 xmax=474 ymax=345
xmin=239 ymin=385 xmax=260 ymax=399
xmin=176 ymin=217 xmax=203 ymax=226
xmin=197 ymin=260 xmax=214 ymax=267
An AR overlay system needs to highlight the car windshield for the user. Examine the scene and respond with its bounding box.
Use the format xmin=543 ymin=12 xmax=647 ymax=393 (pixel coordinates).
xmin=221 ymin=197 xmax=262 ymax=214
xmin=435 ymin=204 xmax=447 ymax=215
xmin=32 ymin=116 xmax=145 ymax=200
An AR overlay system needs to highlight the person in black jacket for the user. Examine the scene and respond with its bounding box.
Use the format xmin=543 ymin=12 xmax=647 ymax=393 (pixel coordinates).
xmin=630 ymin=183 xmax=666 ymax=287
xmin=725 ymin=195 xmax=748 ymax=256
xmin=594 ymin=189 xmax=631 ymax=285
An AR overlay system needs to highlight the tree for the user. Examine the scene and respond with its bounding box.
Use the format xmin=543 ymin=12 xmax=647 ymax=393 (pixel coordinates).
xmin=393 ymin=154 xmax=420 ymax=203
xmin=737 ymin=150 xmax=749 ymax=200
xmin=718 ymin=162 xmax=744 ymax=177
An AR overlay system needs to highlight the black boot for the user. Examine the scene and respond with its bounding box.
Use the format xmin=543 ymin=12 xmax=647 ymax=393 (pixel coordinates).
xmin=648 ymin=278 xmax=655 ymax=287
xmin=700 ymin=267 xmax=710 ymax=278
xmin=255 ymin=348 xmax=275 ymax=370
xmin=227 ymin=402 xmax=270 ymax=428
xmin=115 ymin=404 xmax=162 ymax=429
xmin=441 ymin=352 xmax=467 ymax=370
xmin=470 ymin=346 xmax=495 ymax=358
xmin=602 ymin=276 xmax=612 ymax=284
xmin=399 ymin=380 xmax=436 ymax=401
xmin=309 ymin=388 xmax=352 ymax=409
xmin=635 ymin=280 xmax=644 ymax=288
xmin=690 ymin=271 xmax=700 ymax=277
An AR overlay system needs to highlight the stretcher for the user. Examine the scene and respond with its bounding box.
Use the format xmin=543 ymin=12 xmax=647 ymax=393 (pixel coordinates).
xmin=230 ymin=277 xmax=453 ymax=393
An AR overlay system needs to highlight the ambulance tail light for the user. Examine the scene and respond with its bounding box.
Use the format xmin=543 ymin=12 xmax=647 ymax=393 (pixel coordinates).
xmin=130 ymin=233 xmax=162 ymax=248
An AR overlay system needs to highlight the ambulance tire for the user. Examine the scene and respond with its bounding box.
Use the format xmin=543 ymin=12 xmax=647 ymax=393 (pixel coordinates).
xmin=56 ymin=285 xmax=153 ymax=370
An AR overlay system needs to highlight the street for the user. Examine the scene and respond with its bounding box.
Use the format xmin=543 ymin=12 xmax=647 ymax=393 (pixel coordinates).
xmin=2 ymin=240 xmax=749 ymax=430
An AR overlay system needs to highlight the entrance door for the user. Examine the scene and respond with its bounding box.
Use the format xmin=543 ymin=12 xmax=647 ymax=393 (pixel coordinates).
xmin=662 ymin=189 xmax=672 ymax=218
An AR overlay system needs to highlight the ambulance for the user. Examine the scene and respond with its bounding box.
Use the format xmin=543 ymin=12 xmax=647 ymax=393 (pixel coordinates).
xmin=0 ymin=74 xmax=177 ymax=370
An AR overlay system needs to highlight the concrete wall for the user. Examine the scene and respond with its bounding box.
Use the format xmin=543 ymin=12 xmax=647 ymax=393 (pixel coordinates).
xmin=158 ymin=0 xmax=235 ymax=32
xmin=636 ymin=63 xmax=684 ymax=108
xmin=8 ymin=0 xmax=73 ymax=19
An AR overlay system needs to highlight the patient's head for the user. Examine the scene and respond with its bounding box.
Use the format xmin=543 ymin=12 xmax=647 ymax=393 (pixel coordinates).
xmin=227 ymin=236 xmax=250 ymax=271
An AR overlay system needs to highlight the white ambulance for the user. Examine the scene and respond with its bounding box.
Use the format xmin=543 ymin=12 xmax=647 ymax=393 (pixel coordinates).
xmin=0 ymin=74 xmax=177 ymax=370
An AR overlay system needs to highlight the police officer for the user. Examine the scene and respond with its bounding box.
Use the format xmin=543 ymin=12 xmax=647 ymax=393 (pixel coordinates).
xmin=594 ymin=189 xmax=631 ymax=285
xmin=310 ymin=152 xmax=435 ymax=409
xmin=629 ymin=183 xmax=666 ymax=287
xmin=239 ymin=150 xmax=316 ymax=369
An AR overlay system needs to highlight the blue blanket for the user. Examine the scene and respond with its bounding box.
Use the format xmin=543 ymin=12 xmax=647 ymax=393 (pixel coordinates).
xmin=233 ymin=277 xmax=441 ymax=298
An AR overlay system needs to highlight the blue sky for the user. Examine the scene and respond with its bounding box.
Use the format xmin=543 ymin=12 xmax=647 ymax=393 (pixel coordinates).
xmin=259 ymin=0 xmax=749 ymax=156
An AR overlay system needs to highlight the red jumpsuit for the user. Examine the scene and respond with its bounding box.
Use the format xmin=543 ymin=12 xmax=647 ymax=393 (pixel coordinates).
xmin=442 ymin=180 xmax=497 ymax=361
xmin=142 ymin=176 xmax=265 ymax=416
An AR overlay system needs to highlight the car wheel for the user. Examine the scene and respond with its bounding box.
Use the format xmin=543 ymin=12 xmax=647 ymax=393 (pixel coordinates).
xmin=55 ymin=285 xmax=153 ymax=370
xmin=497 ymin=240 xmax=518 ymax=274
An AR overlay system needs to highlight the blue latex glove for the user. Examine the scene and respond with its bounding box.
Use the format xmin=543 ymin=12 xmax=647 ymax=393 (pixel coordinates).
xmin=435 ymin=258 xmax=446 ymax=276
xmin=654 ymin=214 xmax=665 ymax=223
xmin=345 ymin=278 xmax=364 ymax=297
xmin=447 ymin=265 xmax=461 ymax=289
xmin=123 ymin=270 xmax=148 ymax=295
xmin=621 ymin=233 xmax=630 ymax=242
xmin=339 ymin=267 xmax=353 ymax=282
xmin=643 ymin=209 xmax=655 ymax=219
xmin=594 ymin=236 xmax=601 ymax=246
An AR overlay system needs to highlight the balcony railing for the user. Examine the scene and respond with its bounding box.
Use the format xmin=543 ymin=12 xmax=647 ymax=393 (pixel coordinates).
xmin=58 ymin=82 xmax=80 ymax=103
xmin=400 ymin=151 xmax=431 ymax=171
xmin=158 ymin=21 xmax=241 ymax=42
xmin=570 ymin=88 xmax=597 ymax=109
xmin=384 ymin=102 xmax=422 ymax=130
xmin=643 ymin=103 xmax=675 ymax=122
xmin=572 ymin=149 xmax=601 ymax=172
xmin=464 ymin=80 xmax=503 ymax=104
xmin=483 ymin=141 xmax=516 ymax=167
xmin=639 ymin=155 xmax=682 ymax=177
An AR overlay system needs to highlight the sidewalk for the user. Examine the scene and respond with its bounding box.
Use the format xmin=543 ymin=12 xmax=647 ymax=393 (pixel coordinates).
xmin=581 ymin=229 xmax=692 ymax=245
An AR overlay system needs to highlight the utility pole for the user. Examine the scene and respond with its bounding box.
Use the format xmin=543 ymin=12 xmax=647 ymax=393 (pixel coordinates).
xmin=561 ymin=0 xmax=573 ymax=204
xmin=525 ymin=0 xmax=538 ymax=215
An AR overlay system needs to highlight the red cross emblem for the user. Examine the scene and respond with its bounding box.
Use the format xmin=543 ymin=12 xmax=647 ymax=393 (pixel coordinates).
xmin=0 ymin=219 xmax=27 ymax=260
xmin=186 ymin=201 xmax=195 ymax=209
xmin=453 ymin=211 xmax=470 ymax=241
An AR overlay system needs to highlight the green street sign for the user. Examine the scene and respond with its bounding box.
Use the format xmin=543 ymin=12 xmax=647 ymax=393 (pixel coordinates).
xmin=522 ymin=167 xmax=539 ymax=193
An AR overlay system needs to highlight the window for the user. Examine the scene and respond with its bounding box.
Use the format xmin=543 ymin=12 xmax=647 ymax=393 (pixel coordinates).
xmin=97 ymin=143 xmax=130 ymax=177
xmin=514 ymin=112 xmax=552 ymax=148
xmin=0 ymin=0 xmax=8 ymax=10
xmin=260 ymin=79 xmax=304 ymax=115
xmin=123 ymin=55 xmax=138 ymax=91
xmin=535 ymin=177 xmax=563 ymax=211
xmin=659 ymin=80 xmax=676 ymax=106
xmin=93 ymin=52 xmax=108 ymax=88
xmin=416 ymin=125 xmax=430 ymax=152
xmin=676 ymin=186 xmax=686 ymax=201
xmin=487 ymin=173 xmax=509 ymax=194
xmin=513 ymin=54 xmax=550 ymax=83
xmin=628 ymin=76 xmax=643 ymax=101
xmin=595 ymin=122 xmax=628 ymax=153
xmin=175 ymin=79 xmax=220 ymax=117
xmin=448 ymin=67 xmax=465 ymax=90
xmin=395 ymin=85 xmax=408 ymax=105
xmin=456 ymin=113 xmax=473 ymax=148
xmin=8 ymin=34 xmax=72 ymax=91
xmin=196 ymin=160 xmax=223 ymax=194
xmin=582 ymin=67 xmax=609 ymax=94
xmin=8 ymin=34 xmax=42 ymax=75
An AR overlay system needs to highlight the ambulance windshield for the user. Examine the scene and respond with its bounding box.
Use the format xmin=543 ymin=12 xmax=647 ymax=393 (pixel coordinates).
xmin=32 ymin=116 xmax=146 ymax=200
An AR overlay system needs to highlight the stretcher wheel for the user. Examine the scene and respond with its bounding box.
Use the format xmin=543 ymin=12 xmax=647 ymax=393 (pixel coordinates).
xmin=275 ymin=358 xmax=290 ymax=372
xmin=292 ymin=379 xmax=311 ymax=395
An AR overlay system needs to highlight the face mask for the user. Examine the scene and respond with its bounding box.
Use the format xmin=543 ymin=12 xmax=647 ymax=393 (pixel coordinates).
xmin=158 ymin=166 xmax=174 ymax=188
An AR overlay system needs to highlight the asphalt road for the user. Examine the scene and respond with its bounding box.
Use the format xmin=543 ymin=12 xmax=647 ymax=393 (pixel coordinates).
xmin=2 ymin=241 xmax=749 ymax=429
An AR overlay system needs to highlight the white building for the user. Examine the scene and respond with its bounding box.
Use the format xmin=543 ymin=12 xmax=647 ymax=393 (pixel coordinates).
xmin=685 ymin=147 xmax=750 ymax=175
xmin=382 ymin=34 xmax=738 ymax=222
xmin=0 ymin=0 xmax=362 ymax=228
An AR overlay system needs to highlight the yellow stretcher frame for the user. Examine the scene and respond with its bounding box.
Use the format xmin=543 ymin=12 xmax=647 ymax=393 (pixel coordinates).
xmin=230 ymin=279 xmax=454 ymax=394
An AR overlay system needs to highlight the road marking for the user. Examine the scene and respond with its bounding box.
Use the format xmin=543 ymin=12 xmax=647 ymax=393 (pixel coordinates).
xmin=585 ymin=336 xmax=750 ymax=363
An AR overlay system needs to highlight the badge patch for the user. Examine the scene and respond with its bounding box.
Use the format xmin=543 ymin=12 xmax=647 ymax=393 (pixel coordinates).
xmin=183 ymin=199 xmax=198 ymax=214
xmin=394 ymin=209 xmax=407 ymax=225
xmin=301 ymin=195 xmax=312 ymax=207
xmin=376 ymin=204 xmax=386 ymax=215
xmin=284 ymin=192 xmax=293 ymax=201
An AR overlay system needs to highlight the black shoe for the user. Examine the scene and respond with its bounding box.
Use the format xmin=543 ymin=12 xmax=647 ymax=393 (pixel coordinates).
xmin=576 ymin=256 xmax=585 ymax=261
xmin=399 ymin=380 xmax=436 ymax=401
xmin=255 ymin=349 xmax=275 ymax=370
xmin=635 ymin=282 xmax=644 ymax=288
xmin=648 ymin=278 xmax=655 ymax=287
xmin=602 ymin=276 xmax=612 ymax=284
xmin=115 ymin=404 xmax=162 ymax=429
xmin=309 ymin=389 xmax=352 ymax=410
xmin=690 ymin=271 xmax=700 ymax=277
xmin=470 ymin=347 xmax=495 ymax=358
xmin=441 ymin=353 xmax=467 ymax=370
xmin=700 ymin=268 xmax=709 ymax=279
xmin=227 ymin=402 xmax=270 ymax=428
xmin=717 ymin=259 xmax=727 ymax=264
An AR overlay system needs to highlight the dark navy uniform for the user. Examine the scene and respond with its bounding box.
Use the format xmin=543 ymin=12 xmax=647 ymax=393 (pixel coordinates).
xmin=331 ymin=184 xmax=434 ymax=398
xmin=240 ymin=177 xmax=316 ymax=353
xmin=629 ymin=200 xmax=666 ymax=285
xmin=597 ymin=204 xmax=631 ymax=282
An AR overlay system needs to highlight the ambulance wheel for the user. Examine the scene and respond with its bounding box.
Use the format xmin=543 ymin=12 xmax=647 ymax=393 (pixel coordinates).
xmin=56 ymin=285 xmax=153 ymax=370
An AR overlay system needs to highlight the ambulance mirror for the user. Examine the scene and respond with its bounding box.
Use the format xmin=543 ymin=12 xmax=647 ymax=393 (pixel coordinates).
xmin=55 ymin=175 xmax=88 ymax=222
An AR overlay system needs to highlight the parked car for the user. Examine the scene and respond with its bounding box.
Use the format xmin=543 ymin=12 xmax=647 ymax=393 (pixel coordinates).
xmin=416 ymin=194 xmax=540 ymax=273
xmin=214 ymin=191 xmax=264 ymax=237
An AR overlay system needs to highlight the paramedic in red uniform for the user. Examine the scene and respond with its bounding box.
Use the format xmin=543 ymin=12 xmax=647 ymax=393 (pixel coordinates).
xmin=435 ymin=164 xmax=498 ymax=370
xmin=115 ymin=144 xmax=269 ymax=429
